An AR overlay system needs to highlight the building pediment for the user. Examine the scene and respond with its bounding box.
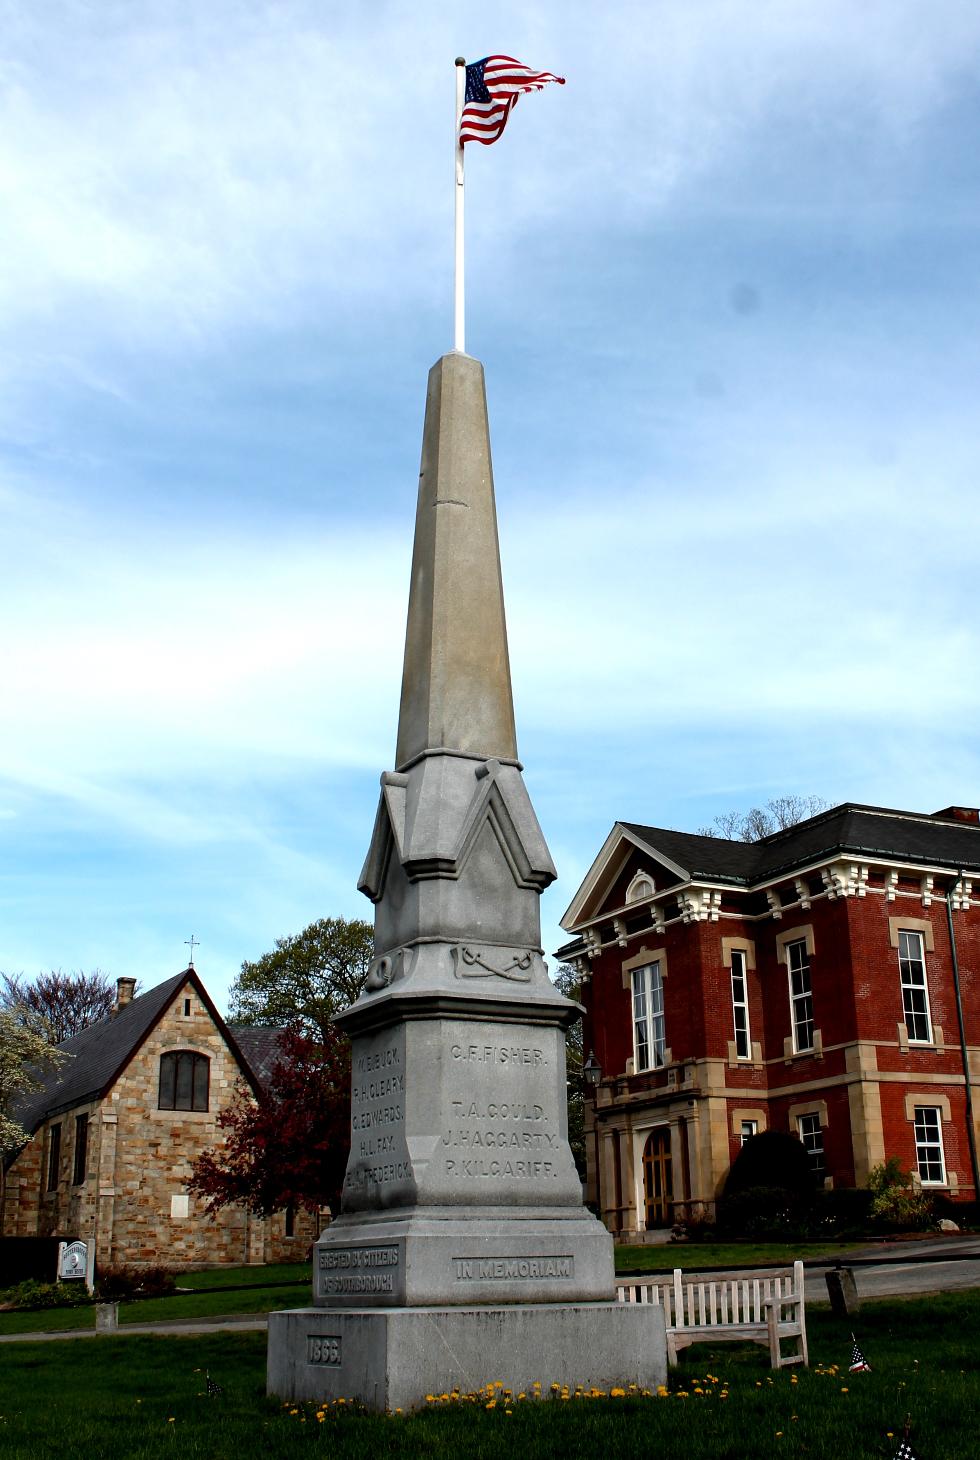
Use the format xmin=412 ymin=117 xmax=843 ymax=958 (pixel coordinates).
xmin=560 ymin=824 xmax=689 ymax=930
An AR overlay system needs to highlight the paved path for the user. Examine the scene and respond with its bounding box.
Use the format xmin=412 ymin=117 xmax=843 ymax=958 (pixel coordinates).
xmin=804 ymin=1235 xmax=980 ymax=1302
xmin=0 ymin=1314 xmax=268 ymax=1343
xmin=3 ymin=1238 xmax=978 ymax=1343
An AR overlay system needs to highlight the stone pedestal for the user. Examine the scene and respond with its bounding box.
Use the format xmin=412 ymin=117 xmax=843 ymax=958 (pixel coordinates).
xmin=267 ymin=351 xmax=653 ymax=1410
xmin=268 ymin=1303 xmax=666 ymax=1411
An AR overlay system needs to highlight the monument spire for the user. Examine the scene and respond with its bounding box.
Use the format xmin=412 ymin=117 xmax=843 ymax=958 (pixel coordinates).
xmin=395 ymin=352 xmax=517 ymax=770
xmin=269 ymin=349 xmax=664 ymax=1410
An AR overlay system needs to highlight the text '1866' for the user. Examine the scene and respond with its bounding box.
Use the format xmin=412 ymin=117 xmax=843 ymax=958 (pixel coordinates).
xmin=307 ymin=1335 xmax=342 ymax=1365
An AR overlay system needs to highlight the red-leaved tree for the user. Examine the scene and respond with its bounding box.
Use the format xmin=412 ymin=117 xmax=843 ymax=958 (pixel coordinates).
xmin=187 ymin=1027 xmax=351 ymax=1217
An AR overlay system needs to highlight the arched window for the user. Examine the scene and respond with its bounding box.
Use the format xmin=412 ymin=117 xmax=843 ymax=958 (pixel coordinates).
xmin=626 ymin=872 xmax=655 ymax=904
xmin=159 ymin=1051 xmax=210 ymax=1112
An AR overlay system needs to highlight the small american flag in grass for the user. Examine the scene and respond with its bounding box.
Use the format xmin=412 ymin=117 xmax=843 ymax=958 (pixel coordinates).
xmin=892 ymin=1435 xmax=923 ymax=1459
xmin=206 ymin=1371 xmax=223 ymax=1396
xmin=459 ymin=56 xmax=565 ymax=147
xmin=849 ymin=1334 xmax=872 ymax=1372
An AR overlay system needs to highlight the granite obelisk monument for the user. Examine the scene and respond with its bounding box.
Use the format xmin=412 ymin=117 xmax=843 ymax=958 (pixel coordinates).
xmin=267 ymin=352 xmax=666 ymax=1407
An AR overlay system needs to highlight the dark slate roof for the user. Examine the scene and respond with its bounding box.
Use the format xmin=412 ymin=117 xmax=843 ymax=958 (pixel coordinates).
xmin=13 ymin=972 xmax=189 ymax=1133
xmin=227 ymin=1026 xmax=286 ymax=1093
xmin=620 ymin=824 xmax=758 ymax=884
xmin=623 ymin=803 xmax=980 ymax=887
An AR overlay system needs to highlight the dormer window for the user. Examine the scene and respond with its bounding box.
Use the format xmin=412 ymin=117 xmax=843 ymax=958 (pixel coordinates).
xmin=159 ymin=1051 xmax=210 ymax=1112
xmin=626 ymin=872 xmax=655 ymax=905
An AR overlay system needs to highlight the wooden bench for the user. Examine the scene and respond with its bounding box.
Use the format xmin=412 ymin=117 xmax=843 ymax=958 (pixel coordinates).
xmin=616 ymin=1260 xmax=808 ymax=1369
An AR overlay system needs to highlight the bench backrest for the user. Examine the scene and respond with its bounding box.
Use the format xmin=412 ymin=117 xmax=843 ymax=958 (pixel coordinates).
xmin=616 ymin=1262 xmax=804 ymax=1330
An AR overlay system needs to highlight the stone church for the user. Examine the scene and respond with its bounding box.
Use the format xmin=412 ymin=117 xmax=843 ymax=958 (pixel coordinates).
xmin=2 ymin=968 xmax=318 ymax=1268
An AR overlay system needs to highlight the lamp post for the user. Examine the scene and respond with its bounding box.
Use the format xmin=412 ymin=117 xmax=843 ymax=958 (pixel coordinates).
xmin=583 ymin=1051 xmax=602 ymax=1218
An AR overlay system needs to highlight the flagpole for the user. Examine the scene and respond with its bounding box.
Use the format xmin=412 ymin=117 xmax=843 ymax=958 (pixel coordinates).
xmin=454 ymin=57 xmax=465 ymax=353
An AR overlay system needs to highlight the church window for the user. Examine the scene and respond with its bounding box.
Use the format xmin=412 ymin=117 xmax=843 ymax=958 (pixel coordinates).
xmin=46 ymin=1123 xmax=62 ymax=1192
xmin=72 ymin=1114 xmax=89 ymax=1185
xmin=631 ymin=962 xmax=666 ymax=1072
xmin=159 ymin=1051 xmax=210 ymax=1112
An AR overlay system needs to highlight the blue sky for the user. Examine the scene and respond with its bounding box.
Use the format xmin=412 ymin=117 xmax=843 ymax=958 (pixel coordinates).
xmin=3 ymin=1 xmax=980 ymax=1012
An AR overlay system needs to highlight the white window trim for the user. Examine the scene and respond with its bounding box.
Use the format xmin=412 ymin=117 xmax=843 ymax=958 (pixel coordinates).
xmin=730 ymin=948 xmax=752 ymax=1060
xmin=898 ymin=929 xmax=933 ymax=1045
xmin=912 ymin=1105 xmax=947 ymax=1187
xmin=786 ymin=937 xmax=814 ymax=1054
xmin=797 ymin=1112 xmax=826 ymax=1178
xmin=631 ymin=961 xmax=666 ymax=1073
xmin=625 ymin=871 xmax=656 ymax=904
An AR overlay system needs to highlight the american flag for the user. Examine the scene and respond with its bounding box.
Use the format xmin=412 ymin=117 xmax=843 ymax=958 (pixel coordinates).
xmin=893 ymin=1437 xmax=923 ymax=1460
xmin=206 ymin=1371 xmax=223 ymax=1396
xmin=459 ymin=56 xmax=565 ymax=147
xmin=849 ymin=1334 xmax=872 ymax=1372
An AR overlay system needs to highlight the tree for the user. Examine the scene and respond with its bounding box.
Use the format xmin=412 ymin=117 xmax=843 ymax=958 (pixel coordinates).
xmin=227 ymin=917 xmax=373 ymax=1044
xmin=698 ymin=795 xmax=830 ymax=842
xmin=0 ymin=1009 xmax=67 ymax=1223
xmin=552 ymin=963 xmax=586 ymax=1179
xmin=724 ymin=1130 xmax=816 ymax=1196
xmin=186 ymin=1026 xmax=350 ymax=1217
xmin=1 ymin=971 xmax=118 ymax=1044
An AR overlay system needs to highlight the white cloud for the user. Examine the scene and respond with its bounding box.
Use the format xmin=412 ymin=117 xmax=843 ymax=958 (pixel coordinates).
xmin=2 ymin=0 xmax=978 ymax=355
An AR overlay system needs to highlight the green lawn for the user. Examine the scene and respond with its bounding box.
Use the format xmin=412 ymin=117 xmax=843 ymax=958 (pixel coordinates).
xmin=0 ymin=1292 xmax=976 ymax=1458
xmin=613 ymin=1240 xmax=861 ymax=1273
xmin=0 ymin=1280 xmax=311 ymax=1336
xmin=0 ymin=1246 xmax=876 ymax=1336
xmin=179 ymin=1262 xmax=310 ymax=1290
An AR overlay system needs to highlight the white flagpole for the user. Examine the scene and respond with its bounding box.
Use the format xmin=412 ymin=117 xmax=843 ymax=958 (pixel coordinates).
xmin=454 ymin=57 xmax=465 ymax=353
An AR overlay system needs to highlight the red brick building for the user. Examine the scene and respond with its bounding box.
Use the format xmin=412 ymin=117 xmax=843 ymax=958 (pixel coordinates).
xmin=556 ymin=803 xmax=980 ymax=1235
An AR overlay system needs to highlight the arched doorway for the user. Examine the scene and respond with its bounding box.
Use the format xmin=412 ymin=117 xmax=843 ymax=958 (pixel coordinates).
xmin=642 ymin=1127 xmax=673 ymax=1228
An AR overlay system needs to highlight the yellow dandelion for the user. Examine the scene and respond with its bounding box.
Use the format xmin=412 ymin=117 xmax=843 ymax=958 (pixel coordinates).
xmin=167 ymin=1418 xmax=175 ymax=1424
xmin=505 ymin=1409 xmax=513 ymax=1415
xmin=841 ymin=1386 xmax=849 ymax=1393
xmin=775 ymin=1431 xmax=783 ymax=1438
xmin=486 ymin=1400 xmax=496 ymax=1410
xmin=610 ymin=1387 xmax=626 ymax=1398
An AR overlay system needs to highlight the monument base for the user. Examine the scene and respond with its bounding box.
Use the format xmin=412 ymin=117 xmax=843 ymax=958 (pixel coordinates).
xmin=267 ymin=1302 xmax=667 ymax=1412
